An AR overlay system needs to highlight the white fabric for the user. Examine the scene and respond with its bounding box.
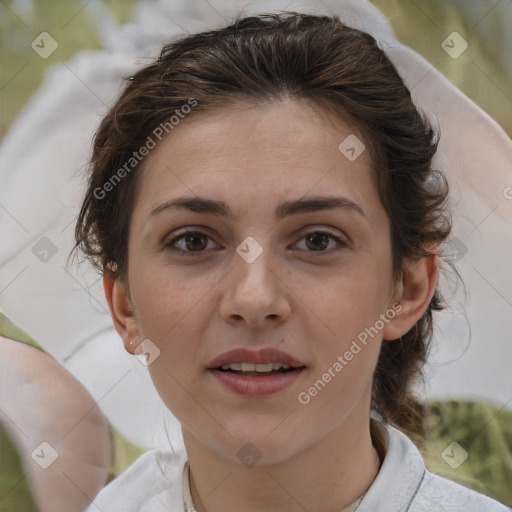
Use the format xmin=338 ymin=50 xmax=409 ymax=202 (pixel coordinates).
xmin=84 ymin=421 xmax=509 ymax=512
xmin=0 ymin=0 xmax=511 ymax=450
xmin=180 ymin=460 xmax=366 ymax=512
xmin=182 ymin=461 xmax=364 ymax=512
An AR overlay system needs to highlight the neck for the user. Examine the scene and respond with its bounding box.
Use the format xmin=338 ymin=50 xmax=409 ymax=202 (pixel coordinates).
xmin=183 ymin=408 xmax=381 ymax=512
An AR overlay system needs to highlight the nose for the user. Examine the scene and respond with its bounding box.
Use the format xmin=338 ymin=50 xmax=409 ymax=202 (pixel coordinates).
xmin=219 ymin=240 xmax=292 ymax=329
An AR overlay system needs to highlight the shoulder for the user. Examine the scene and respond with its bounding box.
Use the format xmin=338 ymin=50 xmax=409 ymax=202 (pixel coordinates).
xmin=360 ymin=421 xmax=509 ymax=512
xmin=85 ymin=449 xmax=187 ymax=512
xmin=412 ymin=469 xmax=510 ymax=512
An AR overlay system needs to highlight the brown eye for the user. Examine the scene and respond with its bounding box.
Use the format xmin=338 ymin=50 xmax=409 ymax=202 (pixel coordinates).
xmin=294 ymin=230 xmax=347 ymax=253
xmin=305 ymin=232 xmax=329 ymax=251
xmin=182 ymin=232 xmax=208 ymax=251
xmin=165 ymin=231 xmax=217 ymax=256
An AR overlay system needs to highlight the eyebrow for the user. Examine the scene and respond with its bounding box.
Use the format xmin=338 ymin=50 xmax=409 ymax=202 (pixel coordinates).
xmin=148 ymin=195 xmax=365 ymax=220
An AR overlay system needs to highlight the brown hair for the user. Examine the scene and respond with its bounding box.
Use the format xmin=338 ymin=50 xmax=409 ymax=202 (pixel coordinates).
xmin=73 ymin=12 xmax=452 ymax=432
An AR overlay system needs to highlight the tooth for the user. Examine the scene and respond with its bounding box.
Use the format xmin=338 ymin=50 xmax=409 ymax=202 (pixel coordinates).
xmin=220 ymin=362 xmax=294 ymax=372
xmin=273 ymin=363 xmax=291 ymax=370
xmin=254 ymin=363 xmax=274 ymax=372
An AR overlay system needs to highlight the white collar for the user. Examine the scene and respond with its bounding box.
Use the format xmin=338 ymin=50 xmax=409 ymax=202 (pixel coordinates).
xmin=357 ymin=421 xmax=426 ymax=511
xmin=88 ymin=420 xmax=507 ymax=511
xmin=181 ymin=459 xmax=365 ymax=512
xmin=179 ymin=420 xmax=423 ymax=512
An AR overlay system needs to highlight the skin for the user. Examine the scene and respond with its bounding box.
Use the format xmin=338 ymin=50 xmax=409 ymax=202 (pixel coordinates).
xmin=104 ymin=98 xmax=439 ymax=512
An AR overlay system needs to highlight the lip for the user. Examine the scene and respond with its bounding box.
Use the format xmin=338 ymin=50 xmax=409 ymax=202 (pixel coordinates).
xmin=207 ymin=348 xmax=307 ymax=398
xmin=207 ymin=348 xmax=306 ymax=369
xmin=208 ymin=367 xmax=306 ymax=397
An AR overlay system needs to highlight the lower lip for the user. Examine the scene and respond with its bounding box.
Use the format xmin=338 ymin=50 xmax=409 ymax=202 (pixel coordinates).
xmin=209 ymin=368 xmax=306 ymax=397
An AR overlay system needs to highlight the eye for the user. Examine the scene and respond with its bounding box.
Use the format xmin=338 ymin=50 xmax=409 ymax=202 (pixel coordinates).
xmin=164 ymin=228 xmax=348 ymax=257
xmin=293 ymin=229 xmax=348 ymax=253
xmin=164 ymin=230 xmax=219 ymax=257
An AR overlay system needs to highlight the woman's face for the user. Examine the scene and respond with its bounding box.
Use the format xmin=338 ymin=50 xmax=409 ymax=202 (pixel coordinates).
xmin=119 ymin=99 xmax=402 ymax=464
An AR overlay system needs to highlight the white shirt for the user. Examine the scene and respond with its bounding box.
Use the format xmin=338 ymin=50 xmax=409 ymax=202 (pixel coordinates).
xmin=86 ymin=421 xmax=509 ymax=511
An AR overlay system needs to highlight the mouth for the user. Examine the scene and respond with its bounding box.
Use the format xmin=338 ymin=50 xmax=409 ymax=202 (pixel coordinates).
xmin=207 ymin=349 xmax=307 ymax=396
xmin=215 ymin=362 xmax=306 ymax=377
xmin=209 ymin=364 xmax=307 ymax=396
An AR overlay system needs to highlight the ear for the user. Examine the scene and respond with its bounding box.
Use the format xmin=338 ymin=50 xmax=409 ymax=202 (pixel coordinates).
xmin=382 ymin=246 xmax=440 ymax=341
xmin=103 ymin=269 xmax=142 ymax=355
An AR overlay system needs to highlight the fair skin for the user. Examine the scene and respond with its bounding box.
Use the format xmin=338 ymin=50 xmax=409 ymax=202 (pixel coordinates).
xmin=104 ymin=99 xmax=438 ymax=512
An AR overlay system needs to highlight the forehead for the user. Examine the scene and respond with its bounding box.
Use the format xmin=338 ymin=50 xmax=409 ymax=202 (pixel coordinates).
xmin=132 ymin=99 xmax=381 ymax=222
xmin=146 ymin=98 xmax=368 ymax=163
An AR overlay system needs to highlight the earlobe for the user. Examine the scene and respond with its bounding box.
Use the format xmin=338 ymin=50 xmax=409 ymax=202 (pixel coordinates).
xmin=103 ymin=269 xmax=141 ymax=354
xmin=382 ymin=249 xmax=439 ymax=341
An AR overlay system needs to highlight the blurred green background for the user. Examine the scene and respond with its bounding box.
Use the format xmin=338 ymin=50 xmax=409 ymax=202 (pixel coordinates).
xmin=1 ymin=0 xmax=511 ymax=141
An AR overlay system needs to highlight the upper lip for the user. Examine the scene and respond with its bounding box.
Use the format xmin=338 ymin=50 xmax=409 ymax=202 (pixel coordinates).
xmin=207 ymin=348 xmax=306 ymax=369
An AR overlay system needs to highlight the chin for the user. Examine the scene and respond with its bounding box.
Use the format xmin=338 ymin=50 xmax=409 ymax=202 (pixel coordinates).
xmin=217 ymin=429 xmax=305 ymax=467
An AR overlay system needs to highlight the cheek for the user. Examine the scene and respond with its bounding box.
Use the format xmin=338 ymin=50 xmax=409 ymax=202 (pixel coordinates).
xmin=130 ymin=266 xmax=190 ymax=336
xmin=309 ymin=259 xmax=391 ymax=338
xmin=129 ymin=264 xmax=216 ymax=362
xmin=301 ymin=253 xmax=392 ymax=396
xmin=129 ymin=268 xmax=208 ymax=410
xmin=302 ymin=275 xmax=385 ymax=413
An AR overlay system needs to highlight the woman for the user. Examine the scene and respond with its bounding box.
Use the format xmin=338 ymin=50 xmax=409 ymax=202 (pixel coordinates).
xmin=75 ymin=12 xmax=508 ymax=512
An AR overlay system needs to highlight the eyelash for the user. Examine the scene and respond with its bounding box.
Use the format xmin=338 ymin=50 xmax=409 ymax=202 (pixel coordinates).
xmin=164 ymin=229 xmax=348 ymax=257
